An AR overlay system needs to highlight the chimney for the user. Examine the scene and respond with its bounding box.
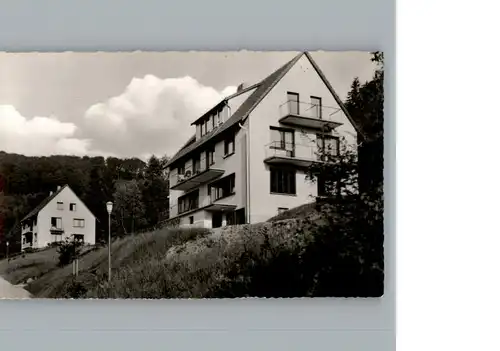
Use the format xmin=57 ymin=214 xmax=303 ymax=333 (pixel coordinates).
xmin=237 ymin=82 xmax=250 ymax=93
xmin=57 ymin=185 xmax=61 ymax=191
xmin=50 ymin=191 xmax=53 ymax=196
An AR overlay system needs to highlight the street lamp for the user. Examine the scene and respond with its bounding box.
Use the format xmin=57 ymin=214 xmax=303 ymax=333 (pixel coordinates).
xmin=106 ymin=201 xmax=113 ymax=282
xmin=6 ymin=241 xmax=9 ymax=260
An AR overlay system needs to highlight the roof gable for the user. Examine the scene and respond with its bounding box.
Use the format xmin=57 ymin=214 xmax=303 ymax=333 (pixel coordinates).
xmin=166 ymin=52 xmax=304 ymax=167
xmin=166 ymin=52 xmax=364 ymax=166
xmin=21 ymin=184 xmax=97 ymax=222
xmin=21 ymin=184 xmax=69 ymax=222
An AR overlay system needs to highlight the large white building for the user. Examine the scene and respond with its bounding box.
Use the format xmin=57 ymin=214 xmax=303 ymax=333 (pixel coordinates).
xmin=166 ymin=51 xmax=361 ymax=228
xmin=20 ymin=184 xmax=96 ymax=250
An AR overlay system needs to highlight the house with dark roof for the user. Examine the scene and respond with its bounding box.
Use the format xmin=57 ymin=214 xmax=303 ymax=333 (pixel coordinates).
xmin=165 ymin=51 xmax=361 ymax=228
xmin=20 ymin=185 xmax=96 ymax=250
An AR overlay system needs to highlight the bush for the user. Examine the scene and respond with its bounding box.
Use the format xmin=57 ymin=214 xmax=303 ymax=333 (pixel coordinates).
xmin=56 ymin=238 xmax=83 ymax=267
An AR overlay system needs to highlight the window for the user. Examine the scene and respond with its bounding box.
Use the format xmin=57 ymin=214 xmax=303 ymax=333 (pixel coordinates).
xmin=51 ymin=217 xmax=62 ymax=229
xmin=193 ymin=154 xmax=201 ymax=174
xmin=278 ymin=207 xmax=289 ymax=214
xmin=270 ymin=127 xmax=294 ymax=153
xmin=209 ymin=174 xmax=236 ymax=202
xmin=310 ymin=96 xmax=322 ymax=119
xmin=57 ymin=202 xmax=64 ymax=210
xmin=70 ymin=203 xmax=76 ymax=211
xmin=178 ymin=164 xmax=185 ymax=176
xmin=270 ymin=168 xmax=296 ymax=195
xmin=34 ymin=233 xmax=37 ymax=242
xmin=224 ymin=134 xmax=235 ymax=156
xmin=22 ymin=237 xmax=26 ymax=245
xmin=178 ymin=190 xmax=199 ymax=214
xmin=73 ymin=219 xmax=85 ymax=228
xmin=204 ymin=119 xmax=209 ymax=135
xmin=317 ymin=134 xmax=339 ymax=158
xmin=217 ymin=109 xmax=222 ymax=125
xmin=287 ymin=92 xmax=299 ymax=115
xmin=189 ymin=216 xmax=194 ymax=225
xmin=206 ymin=147 xmax=215 ymax=168
xmin=207 ymin=116 xmax=213 ymax=133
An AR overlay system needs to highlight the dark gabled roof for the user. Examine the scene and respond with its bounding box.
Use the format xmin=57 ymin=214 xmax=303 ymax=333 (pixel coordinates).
xmin=166 ymin=51 xmax=364 ymax=167
xmin=21 ymin=184 xmax=99 ymax=223
xmin=166 ymin=52 xmax=304 ymax=167
xmin=190 ymin=82 xmax=261 ymax=126
xmin=21 ymin=184 xmax=69 ymax=222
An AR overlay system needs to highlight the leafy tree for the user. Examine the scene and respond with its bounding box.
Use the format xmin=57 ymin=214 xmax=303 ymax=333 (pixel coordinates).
xmin=113 ymin=179 xmax=146 ymax=235
xmin=141 ymin=155 xmax=170 ymax=226
xmin=0 ymin=151 xmax=166 ymax=254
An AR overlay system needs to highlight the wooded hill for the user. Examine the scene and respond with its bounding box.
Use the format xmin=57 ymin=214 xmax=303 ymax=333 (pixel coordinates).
xmin=0 ymin=152 xmax=170 ymax=256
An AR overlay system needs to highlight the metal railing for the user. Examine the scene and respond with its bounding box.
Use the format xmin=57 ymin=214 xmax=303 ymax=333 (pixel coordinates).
xmin=279 ymin=100 xmax=344 ymax=121
xmin=265 ymin=141 xmax=317 ymax=160
xmin=265 ymin=141 xmax=339 ymax=162
xmin=170 ymin=152 xmax=228 ymax=187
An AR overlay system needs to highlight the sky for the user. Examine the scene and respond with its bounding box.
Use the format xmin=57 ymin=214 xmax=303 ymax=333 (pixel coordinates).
xmin=0 ymin=51 xmax=377 ymax=160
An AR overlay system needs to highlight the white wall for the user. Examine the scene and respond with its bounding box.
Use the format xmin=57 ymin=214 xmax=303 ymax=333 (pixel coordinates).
xmin=248 ymin=54 xmax=358 ymax=223
xmin=169 ymin=119 xmax=248 ymax=222
xmin=168 ymin=55 xmax=357 ymax=226
xmin=37 ymin=186 xmax=96 ymax=248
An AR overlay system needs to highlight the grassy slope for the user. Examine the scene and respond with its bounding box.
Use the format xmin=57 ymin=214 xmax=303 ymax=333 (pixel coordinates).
xmin=0 ymin=248 xmax=60 ymax=285
xmin=0 ymin=205 xmax=318 ymax=298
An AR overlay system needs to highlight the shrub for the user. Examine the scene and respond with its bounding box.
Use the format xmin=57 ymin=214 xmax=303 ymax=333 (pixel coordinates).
xmin=56 ymin=238 xmax=83 ymax=267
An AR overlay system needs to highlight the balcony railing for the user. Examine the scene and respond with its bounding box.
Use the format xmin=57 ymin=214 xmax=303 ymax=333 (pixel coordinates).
xmin=170 ymin=153 xmax=225 ymax=192
xmin=263 ymin=141 xmax=336 ymax=168
xmin=50 ymin=226 xmax=64 ymax=234
xmin=279 ymin=100 xmax=344 ymax=130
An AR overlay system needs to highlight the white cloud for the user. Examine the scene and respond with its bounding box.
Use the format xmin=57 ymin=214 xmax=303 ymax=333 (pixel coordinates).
xmin=81 ymin=75 xmax=237 ymax=158
xmin=0 ymin=105 xmax=91 ymax=156
xmin=0 ymin=76 xmax=236 ymax=159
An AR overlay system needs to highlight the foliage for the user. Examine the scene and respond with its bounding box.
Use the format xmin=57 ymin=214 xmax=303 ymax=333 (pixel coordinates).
xmin=56 ymin=237 xmax=83 ymax=267
xmin=0 ymin=151 xmax=170 ymax=253
xmin=113 ymin=179 xmax=147 ymax=236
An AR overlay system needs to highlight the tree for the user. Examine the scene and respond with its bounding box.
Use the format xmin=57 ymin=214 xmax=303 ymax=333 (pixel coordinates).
xmin=113 ymin=179 xmax=146 ymax=235
xmin=140 ymin=155 xmax=170 ymax=227
xmin=301 ymin=51 xmax=385 ymax=295
xmin=345 ymin=51 xmax=384 ymax=194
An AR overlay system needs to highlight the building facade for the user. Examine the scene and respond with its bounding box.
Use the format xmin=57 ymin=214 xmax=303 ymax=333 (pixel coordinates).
xmin=166 ymin=52 xmax=360 ymax=228
xmin=20 ymin=185 xmax=96 ymax=250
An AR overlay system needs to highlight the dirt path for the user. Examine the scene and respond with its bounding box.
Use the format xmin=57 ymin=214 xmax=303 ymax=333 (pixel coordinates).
xmin=0 ymin=276 xmax=31 ymax=299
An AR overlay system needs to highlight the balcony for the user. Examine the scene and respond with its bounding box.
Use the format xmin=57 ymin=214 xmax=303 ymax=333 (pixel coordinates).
xmin=204 ymin=187 xmax=237 ymax=212
xmin=279 ymin=100 xmax=344 ymax=130
xmin=264 ymin=141 xmax=325 ymax=168
xmin=50 ymin=226 xmax=64 ymax=234
xmin=171 ymin=153 xmax=224 ymax=192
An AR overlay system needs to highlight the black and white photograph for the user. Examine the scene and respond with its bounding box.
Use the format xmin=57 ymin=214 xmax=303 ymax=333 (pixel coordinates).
xmin=0 ymin=50 xmax=384 ymax=299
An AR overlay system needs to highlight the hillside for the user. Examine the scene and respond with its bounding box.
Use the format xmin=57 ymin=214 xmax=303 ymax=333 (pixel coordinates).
xmin=0 ymin=201 xmax=383 ymax=298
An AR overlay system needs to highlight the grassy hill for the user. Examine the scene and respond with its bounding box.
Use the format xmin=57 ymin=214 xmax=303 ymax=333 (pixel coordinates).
xmin=0 ymin=203 xmax=383 ymax=298
xmin=0 ymin=206 xmax=314 ymax=298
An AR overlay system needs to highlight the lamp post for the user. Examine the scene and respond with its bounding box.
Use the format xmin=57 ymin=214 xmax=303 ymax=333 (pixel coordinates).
xmin=106 ymin=201 xmax=113 ymax=282
xmin=6 ymin=241 xmax=9 ymax=260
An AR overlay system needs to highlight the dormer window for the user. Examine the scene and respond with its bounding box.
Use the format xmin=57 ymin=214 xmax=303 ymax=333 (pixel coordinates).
xmin=217 ymin=110 xmax=222 ymax=125
xmin=178 ymin=165 xmax=185 ymax=176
